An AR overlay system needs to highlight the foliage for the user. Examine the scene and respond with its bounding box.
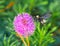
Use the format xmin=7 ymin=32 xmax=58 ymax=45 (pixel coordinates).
xmin=0 ymin=0 xmax=60 ymax=46
xmin=29 ymin=22 xmax=57 ymax=46
xmin=5 ymin=18 xmax=57 ymax=46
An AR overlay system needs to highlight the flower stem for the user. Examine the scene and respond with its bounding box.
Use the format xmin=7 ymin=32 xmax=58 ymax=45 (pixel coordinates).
xmin=26 ymin=37 xmax=30 ymax=46
xmin=19 ymin=34 xmax=27 ymax=46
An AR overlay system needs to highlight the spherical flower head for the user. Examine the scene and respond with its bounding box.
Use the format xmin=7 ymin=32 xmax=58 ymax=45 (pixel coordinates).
xmin=13 ymin=13 xmax=35 ymax=37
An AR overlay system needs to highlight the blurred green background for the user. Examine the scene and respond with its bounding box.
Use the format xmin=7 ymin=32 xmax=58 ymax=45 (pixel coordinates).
xmin=0 ymin=0 xmax=60 ymax=46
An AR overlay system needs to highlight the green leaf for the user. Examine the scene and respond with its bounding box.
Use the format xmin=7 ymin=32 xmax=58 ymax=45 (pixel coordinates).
xmin=0 ymin=0 xmax=5 ymax=4
xmin=0 ymin=5 xmax=5 ymax=9
xmin=37 ymin=1 xmax=48 ymax=6
xmin=50 ymin=27 xmax=57 ymax=33
xmin=10 ymin=40 xmax=18 ymax=46
xmin=23 ymin=4 xmax=28 ymax=12
xmin=3 ymin=35 xmax=7 ymax=46
xmin=8 ymin=35 xmax=13 ymax=45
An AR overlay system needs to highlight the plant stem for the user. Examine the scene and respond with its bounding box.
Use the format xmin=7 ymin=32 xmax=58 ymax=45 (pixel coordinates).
xmin=19 ymin=34 xmax=27 ymax=46
xmin=26 ymin=37 xmax=30 ymax=46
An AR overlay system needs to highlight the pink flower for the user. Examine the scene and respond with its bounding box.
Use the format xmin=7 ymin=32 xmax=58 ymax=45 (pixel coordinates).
xmin=13 ymin=13 xmax=35 ymax=37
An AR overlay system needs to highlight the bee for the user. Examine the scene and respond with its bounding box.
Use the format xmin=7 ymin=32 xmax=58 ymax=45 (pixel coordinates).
xmin=35 ymin=11 xmax=52 ymax=24
xmin=35 ymin=11 xmax=60 ymax=37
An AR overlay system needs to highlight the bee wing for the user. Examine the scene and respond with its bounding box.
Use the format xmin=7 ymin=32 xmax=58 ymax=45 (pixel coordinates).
xmin=41 ymin=13 xmax=51 ymax=20
xmin=40 ymin=12 xmax=51 ymax=24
